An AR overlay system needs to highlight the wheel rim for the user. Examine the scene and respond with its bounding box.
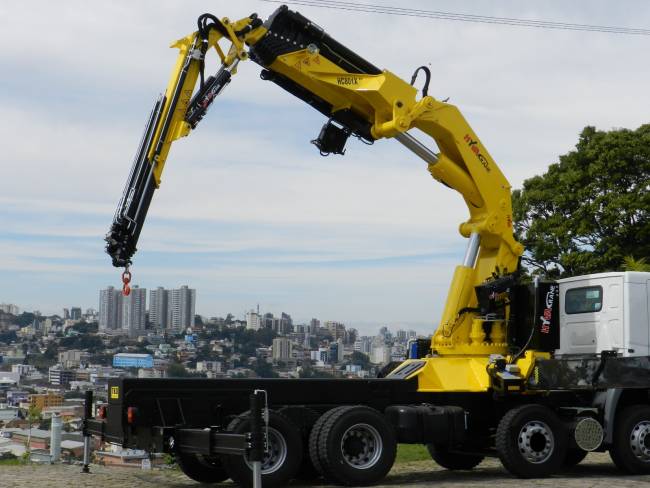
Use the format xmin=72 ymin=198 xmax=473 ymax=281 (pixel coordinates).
xmin=630 ymin=421 xmax=650 ymax=462
xmin=517 ymin=420 xmax=555 ymax=464
xmin=244 ymin=427 xmax=287 ymax=475
xmin=340 ymin=423 xmax=383 ymax=469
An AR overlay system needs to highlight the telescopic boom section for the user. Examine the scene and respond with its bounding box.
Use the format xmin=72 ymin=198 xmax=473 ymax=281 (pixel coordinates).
xmin=105 ymin=13 xmax=264 ymax=268
xmin=105 ymin=5 xmax=523 ymax=355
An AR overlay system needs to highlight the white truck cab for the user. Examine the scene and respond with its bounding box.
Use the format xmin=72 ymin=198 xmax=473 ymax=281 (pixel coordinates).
xmin=556 ymin=271 xmax=650 ymax=357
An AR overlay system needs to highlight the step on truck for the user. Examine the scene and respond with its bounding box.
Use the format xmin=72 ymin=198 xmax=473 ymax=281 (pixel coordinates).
xmin=90 ymin=5 xmax=650 ymax=486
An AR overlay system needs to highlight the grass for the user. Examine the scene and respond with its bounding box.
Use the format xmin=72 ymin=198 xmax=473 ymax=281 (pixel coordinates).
xmin=0 ymin=458 xmax=23 ymax=466
xmin=395 ymin=444 xmax=431 ymax=464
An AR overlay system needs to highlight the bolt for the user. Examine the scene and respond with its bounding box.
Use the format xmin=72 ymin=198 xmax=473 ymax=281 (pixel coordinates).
xmin=307 ymin=43 xmax=319 ymax=54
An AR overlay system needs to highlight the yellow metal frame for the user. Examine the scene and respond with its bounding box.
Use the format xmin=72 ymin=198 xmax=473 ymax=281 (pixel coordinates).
xmin=132 ymin=10 xmax=534 ymax=392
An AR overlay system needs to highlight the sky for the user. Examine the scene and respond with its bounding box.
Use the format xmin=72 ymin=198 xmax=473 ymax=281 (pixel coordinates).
xmin=0 ymin=1 xmax=649 ymax=335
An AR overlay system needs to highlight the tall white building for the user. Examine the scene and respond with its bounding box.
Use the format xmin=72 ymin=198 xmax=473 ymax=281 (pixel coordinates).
xmin=354 ymin=338 xmax=372 ymax=355
xmin=122 ymin=286 xmax=146 ymax=337
xmin=309 ymin=318 xmax=320 ymax=334
xmin=246 ymin=310 xmax=261 ymax=330
xmin=272 ymin=337 xmax=292 ymax=360
xmin=99 ymin=286 xmax=121 ymax=331
xmin=0 ymin=303 xmax=20 ymax=315
xmin=325 ymin=321 xmax=346 ymax=340
xmin=371 ymin=344 xmax=390 ymax=365
xmin=150 ymin=287 xmax=169 ymax=329
xmin=169 ymin=285 xmax=196 ymax=332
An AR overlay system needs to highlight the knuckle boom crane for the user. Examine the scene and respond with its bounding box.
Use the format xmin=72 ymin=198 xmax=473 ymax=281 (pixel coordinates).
xmin=94 ymin=5 xmax=650 ymax=485
xmin=106 ymin=5 xmax=524 ymax=371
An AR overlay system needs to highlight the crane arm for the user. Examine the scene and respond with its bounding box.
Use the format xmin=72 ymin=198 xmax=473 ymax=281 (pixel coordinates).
xmin=105 ymin=13 xmax=265 ymax=268
xmin=106 ymin=5 xmax=524 ymax=354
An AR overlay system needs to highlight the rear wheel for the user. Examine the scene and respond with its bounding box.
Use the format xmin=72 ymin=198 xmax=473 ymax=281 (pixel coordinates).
xmin=316 ymin=405 xmax=396 ymax=486
xmin=175 ymin=451 xmax=228 ymax=483
xmin=496 ymin=404 xmax=567 ymax=478
xmin=222 ymin=409 xmax=302 ymax=488
xmin=427 ymin=444 xmax=484 ymax=470
xmin=308 ymin=406 xmax=349 ymax=479
xmin=609 ymin=404 xmax=650 ymax=474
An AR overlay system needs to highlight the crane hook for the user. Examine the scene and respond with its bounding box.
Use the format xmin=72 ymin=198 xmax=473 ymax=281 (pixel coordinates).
xmin=121 ymin=268 xmax=132 ymax=296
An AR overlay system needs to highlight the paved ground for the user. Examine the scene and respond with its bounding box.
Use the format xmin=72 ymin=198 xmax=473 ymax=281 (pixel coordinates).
xmin=2 ymin=453 xmax=648 ymax=488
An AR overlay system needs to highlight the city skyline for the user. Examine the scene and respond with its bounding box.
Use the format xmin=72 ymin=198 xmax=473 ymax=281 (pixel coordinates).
xmin=0 ymin=294 xmax=433 ymax=337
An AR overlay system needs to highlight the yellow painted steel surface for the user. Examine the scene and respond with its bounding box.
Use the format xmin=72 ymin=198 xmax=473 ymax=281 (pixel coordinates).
xmin=134 ymin=9 xmax=532 ymax=393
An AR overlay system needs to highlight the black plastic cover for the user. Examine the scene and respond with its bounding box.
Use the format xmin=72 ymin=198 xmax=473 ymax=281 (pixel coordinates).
xmin=385 ymin=404 xmax=466 ymax=445
xmin=509 ymin=282 xmax=560 ymax=353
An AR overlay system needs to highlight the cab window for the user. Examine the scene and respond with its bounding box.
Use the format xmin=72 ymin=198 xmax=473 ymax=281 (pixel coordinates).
xmin=565 ymin=286 xmax=603 ymax=314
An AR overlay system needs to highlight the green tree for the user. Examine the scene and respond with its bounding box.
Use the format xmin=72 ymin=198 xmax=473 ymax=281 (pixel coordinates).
xmin=298 ymin=363 xmax=334 ymax=378
xmin=167 ymin=362 xmax=190 ymax=378
xmin=26 ymin=405 xmax=41 ymax=459
xmin=14 ymin=313 xmax=36 ymax=327
xmin=70 ymin=321 xmax=98 ymax=334
xmin=513 ymin=125 xmax=650 ymax=278
xmin=349 ymin=351 xmax=371 ymax=369
xmin=622 ymin=256 xmax=650 ymax=272
xmin=254 ymin=360 xmax=279 ymax=378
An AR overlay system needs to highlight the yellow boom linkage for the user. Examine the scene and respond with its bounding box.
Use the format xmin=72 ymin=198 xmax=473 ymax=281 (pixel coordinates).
xmin=107 ymin=5 xmax=539 ymax=394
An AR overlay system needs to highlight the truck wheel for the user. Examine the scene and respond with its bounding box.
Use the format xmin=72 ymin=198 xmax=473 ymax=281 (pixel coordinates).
xmin=563 ymin=448 xmax=588 ymax=467
xmin=308 ymin=406 xmax=350 ymax=478
xmin=427 ymin=444 xmax=484 ymax=470
xmin=175 ymin=452 xmax=229 ymax=483
xmin=316 ymin=405 xmax=397 ymax=486
xmin=222 ymin=409 xmax=302 ymax=488
xmin=496 ymin=404 xmax=567 ymax=478
xmin=279 ymin=406 xmax=320 ymax=480
xmin=609 ymin=405 xmax=650 ymax=474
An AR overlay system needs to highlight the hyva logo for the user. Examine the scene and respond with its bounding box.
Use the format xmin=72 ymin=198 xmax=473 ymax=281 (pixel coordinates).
xmin=539 ymin=285 xmax=556 ymax=334
xmin=463 ymin=134 xmax=491 ymax=172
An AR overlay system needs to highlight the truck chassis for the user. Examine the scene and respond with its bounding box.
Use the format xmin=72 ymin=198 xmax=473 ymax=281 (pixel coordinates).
xmin=86 ymin=353 xmax=650 ymax=486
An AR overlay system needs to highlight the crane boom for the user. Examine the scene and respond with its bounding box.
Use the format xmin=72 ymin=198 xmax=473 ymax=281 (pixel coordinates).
xmin=106 ymin=5 xmax=524 ymax=364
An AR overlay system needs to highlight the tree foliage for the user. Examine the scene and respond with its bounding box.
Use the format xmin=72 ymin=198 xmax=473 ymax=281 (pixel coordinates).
xmin=349 ymin=351 xmax=371 ymax=369
xmin=254 ymin=360 xmax=279 ymax=378
xmin=59 ymin=334 xmax=104 ymax=353
xmin=70 ymin=321 xmax=98 ymax=334
xmin=513 ymin=125 xmax=650 ymax=278
xmin=166 ymin=362 xmax=190 ymax=378
xmin=13 ymin=313 xmax=36 ymax=327
xmin=622 ymin=256 xmax=650 ymax=272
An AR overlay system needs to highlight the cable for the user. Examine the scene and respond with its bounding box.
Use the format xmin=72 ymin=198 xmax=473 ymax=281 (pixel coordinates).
xmin=262 ymin=0 xmax=650 ymax=34
xmin=259 ymin=0 xmax=650 ymax=36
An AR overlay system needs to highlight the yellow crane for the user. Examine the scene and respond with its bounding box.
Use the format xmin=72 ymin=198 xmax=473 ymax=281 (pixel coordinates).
xmin=106 ymin=5 xmax=532 ymax=393
xmin=96 ymin=6 xmax=650 ymax=487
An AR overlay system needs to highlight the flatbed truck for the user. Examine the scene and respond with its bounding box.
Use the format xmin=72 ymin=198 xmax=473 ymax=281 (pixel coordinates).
xmin=89 ymin=5 xmax=650 ymax=486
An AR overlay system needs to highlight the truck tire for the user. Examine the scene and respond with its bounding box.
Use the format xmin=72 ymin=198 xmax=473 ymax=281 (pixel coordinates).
xmin=426 ymin=444 xmax=484 ymax=470
xmin=316 ymin=405 xmax=397 ymax=486
xmin=563 ymin=448 xmax=588 ymax=467
xmin=609 ymin=404 xmax=650 ymax=474
xmin=175 ymin=452 xmax=229 ymax=483
xmin=496 ymin=404 xmax=567 ymax=478
xmin=308 ymin=406 xmax=350 ymax=478
xmin=222 ymin=409 xmax=302 ymax=488
xmin=279 ymin=406 xmax=320 ymax=480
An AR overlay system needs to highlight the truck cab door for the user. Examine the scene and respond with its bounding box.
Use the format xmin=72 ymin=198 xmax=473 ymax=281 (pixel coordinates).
xmin=559 ymin=277 xmax=623 ymax=355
